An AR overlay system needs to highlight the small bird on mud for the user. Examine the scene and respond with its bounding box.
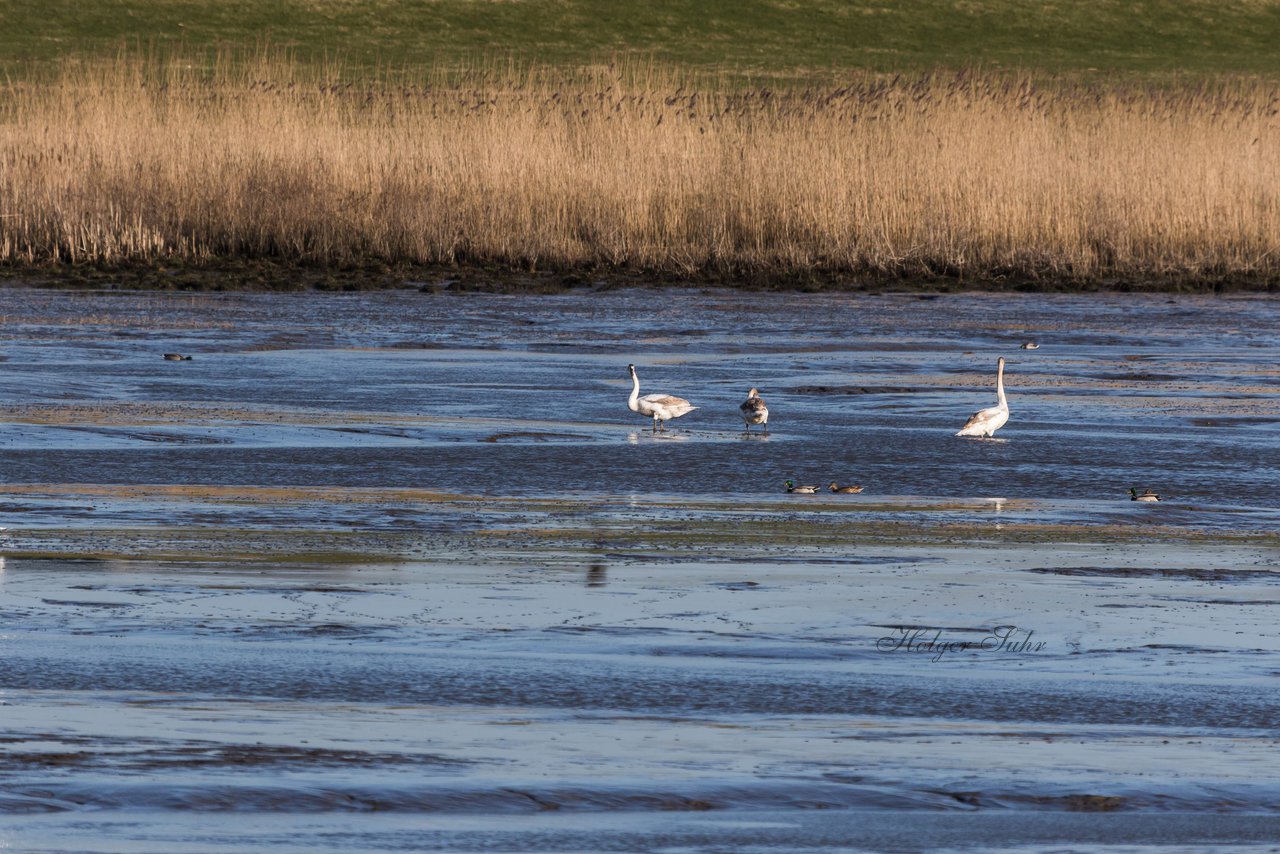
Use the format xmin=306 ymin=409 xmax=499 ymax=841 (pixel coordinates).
xmin=627 ymin=364 xmax=697 ymax=431
xmin=828 ymin=482 xmax=864 ymax=494
xmin=785 ymin=480 xmax=819 ymax=494
xmin=1129 ymin=488 xmax=1161 ymax=502
xmin=956 ymin=357 xmax=1010 ymax=438
xmin=740 ymin=387 xmax=769 ymax=433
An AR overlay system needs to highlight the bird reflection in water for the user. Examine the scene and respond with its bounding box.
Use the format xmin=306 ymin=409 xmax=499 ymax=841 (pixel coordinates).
xmin=586 ymin=563 xmax=608 ymax=588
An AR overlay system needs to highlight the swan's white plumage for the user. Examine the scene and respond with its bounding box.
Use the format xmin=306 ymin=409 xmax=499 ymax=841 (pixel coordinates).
xmin=956 ymin=357 xmax=1009 ymax=438
xmin=627 ymin=365 xmax=696 ymax=429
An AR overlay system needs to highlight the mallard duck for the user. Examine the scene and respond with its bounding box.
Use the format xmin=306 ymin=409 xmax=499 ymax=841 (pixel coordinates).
xmin=1129 ymin=488 xmax=1161 ymax=502
xmin=828 ymin=482 xmax=864 ymax=494
xmin=785 ymin=480 xmax=819 ymax=494
xmin=956 ymin=357 xmax=1010 ymax=438
xmin=627 ymin=364 xmax=697 ymax=431
xmin=1020 ymin=342 xmax=1040 ymax=350
xmin=740 ymin=387 xmax=769 ymax=433
xmin=163 ymin=353 xmax=193 ymax=361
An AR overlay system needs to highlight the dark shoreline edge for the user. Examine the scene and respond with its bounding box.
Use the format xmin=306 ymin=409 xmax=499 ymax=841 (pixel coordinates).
xmin=2 ymin=260 xmax=1278 ymax=294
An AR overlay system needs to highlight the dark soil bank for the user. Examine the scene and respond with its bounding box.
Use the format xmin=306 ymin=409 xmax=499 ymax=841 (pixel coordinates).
xmin=4 ymin=259 xmax=1280 ymax=294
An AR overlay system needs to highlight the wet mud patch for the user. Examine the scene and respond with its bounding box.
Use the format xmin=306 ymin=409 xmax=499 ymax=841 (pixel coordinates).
xmin=364 ymin=341 xmax=450 ymax=351
xmin=4 ymin=487 xmax=1280 ymax=565
xmin=244 ymin=331 xmax=336 ymax=352
xmin=193 ymin=584 xmax=370 ymax=594
xmin=869 ymin=624 xmax=1001 ymax=634
xmin=1189 ymin=416 xmax=1280 ymax=427
xmin=55 ymin=425 xmax=231 ymax=445
xmin=1153 ymin=597 xmax=1280 ymax=606
xmin=39 ymin=598 xmax=136 ymax=609
xmin=0 ymin=502 xmax=96 ymax=514
xmin=1027 ymin=566 xmax=1280 ymax=582
xmin=0 ymin=779 xmax=1256 ymax=816
xmin=711 ymin=581 xmax=762 ymax=591
xmin=0 ymin=784 xmax=774 ymax=815
xmin=160 ymin=745 xmax=469 ymax=770
xmin=790 ymin=385 xmax=921 ymax=395
xmin=1086 ymin=371 xmax=1183 ymax=382
xmin=1 ymin=402 xmax=441 ymax=429
xmin=480 ymin=431 xmax=594 ymax=443
xmin=543 ymin=625 xmax=667 ymax=637
xmin=0 ymin=744 xmax=466 ymax=773
xmin=328 ymin=426 xmax=418 ymax=439
xmin=928 ymin=790 xmax=1129 ymax=811
xmin=203 ymin=622 xmax=403 ymax=642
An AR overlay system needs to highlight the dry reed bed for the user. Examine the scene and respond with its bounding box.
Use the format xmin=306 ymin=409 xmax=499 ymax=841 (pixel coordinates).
xmin=1 ymin=59 xmax=1278 ymax=283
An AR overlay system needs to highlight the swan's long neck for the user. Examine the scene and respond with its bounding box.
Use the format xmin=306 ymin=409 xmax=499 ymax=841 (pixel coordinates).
xmin=996 ymin=358 xmax=1007 ymax=408
xmin=628 ymin=370 xmax=641 ymax=411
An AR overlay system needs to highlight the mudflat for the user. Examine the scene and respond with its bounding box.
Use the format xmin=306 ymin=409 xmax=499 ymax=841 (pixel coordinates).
xmin=1 ymin=288 xmax=1278 ymax=852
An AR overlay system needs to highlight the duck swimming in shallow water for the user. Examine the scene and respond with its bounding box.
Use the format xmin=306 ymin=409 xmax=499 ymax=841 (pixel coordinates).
xmin=785 ymin=480 xmax=819 ymax=494
xmin=627 ymin=364 xmax=697 ymax=431
xmin=740 ymin=387 xmax=769 ymax=433
xmin=1020 ymin=342 xmax=1040 ymax=350
xmin=956 ymin=357 xmax=1010 ymax=438
xmin=1129 ymin=488 xmax=1161 ymax=502
xmin=828 ymin=482 xmax=864 ymax=494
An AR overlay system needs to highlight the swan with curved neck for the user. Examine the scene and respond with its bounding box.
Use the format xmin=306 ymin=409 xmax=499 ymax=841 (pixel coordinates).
xmin=955 ymin=356 xmax=1009 ymax=438
xmin=627 ymin=364 xmax=696 ymax=431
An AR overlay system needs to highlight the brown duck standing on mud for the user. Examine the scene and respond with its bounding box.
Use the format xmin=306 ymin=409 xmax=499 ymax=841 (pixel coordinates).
xmin=740 ymin=387 xmax=769 ymax=433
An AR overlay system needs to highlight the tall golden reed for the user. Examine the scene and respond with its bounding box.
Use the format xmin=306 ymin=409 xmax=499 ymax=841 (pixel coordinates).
xmin=1 ymin=54 xmax=1277 ymax=283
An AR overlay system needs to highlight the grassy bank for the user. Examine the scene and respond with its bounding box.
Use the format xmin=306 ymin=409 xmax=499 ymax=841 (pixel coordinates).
xmin=2 ymin=57 xmax=1279 ymax=289
xmin=4 ymin=0 xmax=1280 ymax=78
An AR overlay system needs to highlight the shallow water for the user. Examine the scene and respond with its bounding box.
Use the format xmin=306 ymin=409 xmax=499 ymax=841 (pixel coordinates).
xmin=1 ymin=288 xmax=1278 ymax=852
xmin=0 ymin=288 xmax=1277 ymax=504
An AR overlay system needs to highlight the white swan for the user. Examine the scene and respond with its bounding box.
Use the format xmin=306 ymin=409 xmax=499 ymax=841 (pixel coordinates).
xmin=627 ymin=364 xmax=697 ymax=431
xmin=740 ymin=387 xmax=769 ymax=433
xmin=955 ymin=356 xmax=1009 ymax=438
